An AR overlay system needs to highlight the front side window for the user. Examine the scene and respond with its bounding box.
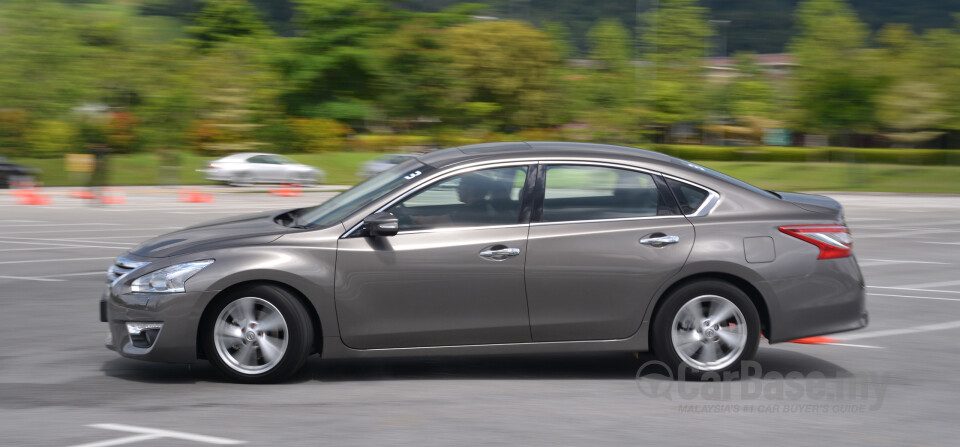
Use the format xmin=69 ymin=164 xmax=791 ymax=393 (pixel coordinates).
xmin=540 ymin=165 xmax=672 ymax=223
xmin=388 ymin=166 xmax=528 ymax=231
xmin=298 ymin=160 xmax=431 ymax=229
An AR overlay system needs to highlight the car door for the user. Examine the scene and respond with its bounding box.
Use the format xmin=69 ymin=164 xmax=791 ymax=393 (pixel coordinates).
xmin=335 ymin=164 xmax=535 ymax=349
xmin=245 ymin=155 xmax=280 ymax=182
xmin=524 ymin=163 xmax=696 ymax=342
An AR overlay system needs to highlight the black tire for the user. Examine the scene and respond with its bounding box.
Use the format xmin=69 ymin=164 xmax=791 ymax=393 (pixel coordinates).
xmin=651 ymin=280 xmax=761 ymax=379
xmin=202 ymin=284 xmax=314 ymax=384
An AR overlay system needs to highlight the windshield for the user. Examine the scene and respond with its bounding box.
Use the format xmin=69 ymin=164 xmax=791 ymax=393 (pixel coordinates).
xmin=297 ymin=159 xmax=432 ymax=228
xmin=672 ymin=159 xmax=778 ymax=198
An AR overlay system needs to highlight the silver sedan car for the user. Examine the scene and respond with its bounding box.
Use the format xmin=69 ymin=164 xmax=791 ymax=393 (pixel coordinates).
xmin=356 ymin=153 xmax=418 ymax=180
xmin=102 ymin=142 xmax=867 ymax=383
xmin=198 ymin=153 xmax=326 ymax=186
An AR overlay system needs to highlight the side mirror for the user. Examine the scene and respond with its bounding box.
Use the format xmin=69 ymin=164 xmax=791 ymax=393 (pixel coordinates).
xmin=364 ymin=212 xmax=399 ymax=237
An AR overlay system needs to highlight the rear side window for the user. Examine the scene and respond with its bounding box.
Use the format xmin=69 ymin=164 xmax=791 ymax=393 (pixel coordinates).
xmin=540 ymin=165 xmax=674 ymax=223
xmin=665 ymin=178 xmax=709 ymax=214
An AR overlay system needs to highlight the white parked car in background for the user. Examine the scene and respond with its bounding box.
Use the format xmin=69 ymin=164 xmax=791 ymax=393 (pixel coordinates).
xmin=356 ymin=153 xmax=418 ymax=180
xmin=199 ymin=153 xmax=326 ymax=186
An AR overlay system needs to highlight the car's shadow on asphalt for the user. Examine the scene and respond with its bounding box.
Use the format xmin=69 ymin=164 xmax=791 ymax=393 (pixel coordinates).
xmin=101 ymin=346 xmax=853 ymax=384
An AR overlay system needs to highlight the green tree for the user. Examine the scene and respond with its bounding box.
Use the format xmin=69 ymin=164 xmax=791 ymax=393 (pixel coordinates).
xmin=277 ymin=0 xmax=400 ymax=125
xmin=788 ymin=0 xmax=884 ymax=136
xmin=588 ymin=19 xmax=631 ymax=73
xmin=443 ymin=20 xmax=563 ymax=129
xmin=0 ymin=0 xmax=90 ymax=120
xmin=374 ymin=20 xmax=454 ymax=126
xmin=639 ymin=0 xmax=714 ymax=133
xmin=187 ymin=0 xmax=271 ymax=50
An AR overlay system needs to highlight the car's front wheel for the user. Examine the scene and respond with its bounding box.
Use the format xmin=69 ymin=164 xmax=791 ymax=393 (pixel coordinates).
xmin=202 ymin=285 xmax=313 ymax=383
xmin=651 ymin=280 xmax=760 ymax=378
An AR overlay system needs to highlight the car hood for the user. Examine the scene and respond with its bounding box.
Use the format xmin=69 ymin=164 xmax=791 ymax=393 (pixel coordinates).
xmin=130 ymin=209 xmax=299 ymax=258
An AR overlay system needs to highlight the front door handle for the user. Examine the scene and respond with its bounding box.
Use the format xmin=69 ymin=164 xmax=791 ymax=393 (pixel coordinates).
xmin=479 ymin=246 xmax=521 ymax=261
xmin=640 ymin=235 xmax=680 ymax=247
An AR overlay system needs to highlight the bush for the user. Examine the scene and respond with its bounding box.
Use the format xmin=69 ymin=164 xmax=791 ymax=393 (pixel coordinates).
xmin=651 ymin=144 xmax=960 ymax=166
xmin=289 ymin=118 xmax=351 ymax=153
xmin=25 ymin=121 xmax=76 ymax=158
xmin=347 ymin=134 xmax=434 ymax=152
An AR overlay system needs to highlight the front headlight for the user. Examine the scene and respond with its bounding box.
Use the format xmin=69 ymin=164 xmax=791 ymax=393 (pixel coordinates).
xmin=130 ymin=260 xmax=214 ymax=293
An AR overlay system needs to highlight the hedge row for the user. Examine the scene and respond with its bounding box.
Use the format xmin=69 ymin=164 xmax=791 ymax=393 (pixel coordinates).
xmin=651 ymin=144 xmax=960 ymax=166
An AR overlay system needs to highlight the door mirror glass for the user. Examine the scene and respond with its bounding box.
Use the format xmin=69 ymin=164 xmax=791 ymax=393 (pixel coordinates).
xmin=364 ymin=212 xmax=399 ymax=236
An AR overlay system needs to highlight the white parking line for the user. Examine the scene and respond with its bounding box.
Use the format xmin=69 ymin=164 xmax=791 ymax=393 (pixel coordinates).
xmin=823 ymin=342 xmax=884 ymax=349
xmin=869 ymin=293 xmax=960 ymax=302
xmin=859 ymin=258 xmax=951 ymax=265
xmin=0 ymin=246 xmax=125 ymax=253
xmin=0 ymin=223 xmax=122 ymax=228
xmin=0 ymin=236 xmax=137 ymax=246
xmin=897 ymin=279 xmax=960 ymax=289
xmin=840 ymin=320 xmax=960 ymax=341
xmin=919 ymin=241 xmax=960 ymax=245
xmin=70 ymin=424 xmax=245 ymax=446
xmin=0 ymin=240 xmax=131 ymax=250
xmin=69 ymin=433 xmax=162 ymax=447
xmin=0 ymin=227 xmax=179 ymax=236
xmin=0 ymin=256 xmax=114 ymax=265
xmin=867 ymin=285 xmax=960 ymax=295
xmin=0 ymin=271 xmax=104 ymax=282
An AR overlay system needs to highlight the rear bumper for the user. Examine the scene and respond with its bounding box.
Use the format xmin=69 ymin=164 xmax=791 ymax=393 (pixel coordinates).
xmin=102 ymin=288 xmax=202 ymax=364
xmin=764 ymin=255 xmax=868 ymax=343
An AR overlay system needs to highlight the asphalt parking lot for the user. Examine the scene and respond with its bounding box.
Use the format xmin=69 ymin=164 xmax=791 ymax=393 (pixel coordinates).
xmin=0 ymin=188 xmax=958 ymax=446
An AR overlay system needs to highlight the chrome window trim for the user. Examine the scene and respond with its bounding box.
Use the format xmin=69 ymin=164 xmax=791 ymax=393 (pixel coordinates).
xmin=340 ymin=160 xmax=538 ymax=238
xmin=339 ymin=157 xmax=722 ymax=238
xmin=530 ymin=214 xmax=686 ymax=227
xmin=394 ymin=223 xmax=530 ymax=236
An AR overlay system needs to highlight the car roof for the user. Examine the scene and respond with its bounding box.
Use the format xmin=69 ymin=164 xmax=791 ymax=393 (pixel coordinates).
xmin=417 ymin=141 xmax=674 ymax=168
xmin=217 ymin=153 xmax=279 ymax=161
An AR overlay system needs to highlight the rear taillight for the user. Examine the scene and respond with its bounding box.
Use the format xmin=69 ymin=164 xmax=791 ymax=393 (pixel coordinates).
xmin=778 ymin=225 xmax=852 ymax=259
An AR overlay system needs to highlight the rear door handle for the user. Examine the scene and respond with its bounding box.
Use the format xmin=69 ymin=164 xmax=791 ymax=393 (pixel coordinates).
xmin=640 ymin=235 xmax=680 ymax=247
xmin=479 ymin=246 xmax=521 ymax=260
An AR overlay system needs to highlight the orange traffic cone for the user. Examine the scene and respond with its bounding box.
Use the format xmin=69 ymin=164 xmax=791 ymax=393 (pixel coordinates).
xmin=270 ymin=183 xmax=302 ymax=197
xmin=789 ymin=336 xmax=839 ymax=345
xmin=179 ymin=189 xmax=214 ymax=203
xmin=100 ymin=187 xmax=126 ymax=204
xmin=69 ymin=189 xmax=97 ymax=199
xmin=16 ymin=182 xmax=51 ymax=205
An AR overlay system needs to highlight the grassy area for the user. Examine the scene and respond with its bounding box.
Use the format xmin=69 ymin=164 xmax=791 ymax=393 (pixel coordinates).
xmin=10 ymin=152 xmax=960 ymax=193
xmin=699 ymin=161 xmax=960 ymax=193
xmin=11 ymin=152 xmax=383 ymax=187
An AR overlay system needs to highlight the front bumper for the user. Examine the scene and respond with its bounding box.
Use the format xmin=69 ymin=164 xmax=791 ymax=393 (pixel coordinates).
xmin=101 ymin=287 xmax=204 ymax=364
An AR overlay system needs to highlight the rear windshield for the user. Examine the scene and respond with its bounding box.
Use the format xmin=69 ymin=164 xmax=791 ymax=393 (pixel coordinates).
xmin=671 ymin=159 xmax=778 ymax=198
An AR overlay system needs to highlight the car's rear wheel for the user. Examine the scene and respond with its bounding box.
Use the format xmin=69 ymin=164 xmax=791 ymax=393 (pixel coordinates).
xmin=202 ymin=285 xmax=313 ymax=383
xmin=651 ymin=280 xmax=760 ymax=378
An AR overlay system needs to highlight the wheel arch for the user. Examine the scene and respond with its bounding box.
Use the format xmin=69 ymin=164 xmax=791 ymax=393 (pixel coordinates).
xmin=646 ymin=271 xmax=773 ymax=343
xmin=196 ymin=279 xmax=324 ymax=360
